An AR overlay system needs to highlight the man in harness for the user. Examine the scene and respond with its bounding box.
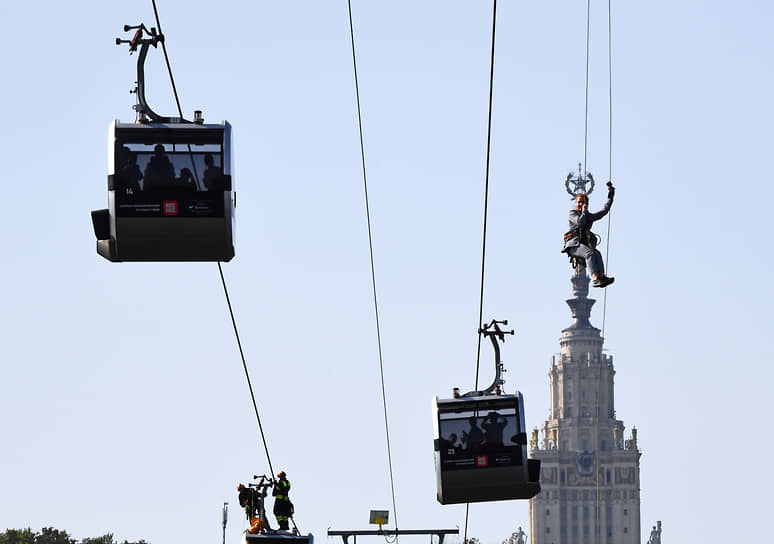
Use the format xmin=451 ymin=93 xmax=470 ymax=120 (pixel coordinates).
xmin=562 ymin=183 xmax=615 ymax=287
xmin=273 ymin=471 xmax=293 ymax=531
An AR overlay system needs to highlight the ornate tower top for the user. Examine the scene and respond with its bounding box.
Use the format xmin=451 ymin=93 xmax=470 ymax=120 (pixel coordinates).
xmin=565 ymin=270 xmax=597 ymax=330
xmin=560 ymin=269 xmax=603 ymax=358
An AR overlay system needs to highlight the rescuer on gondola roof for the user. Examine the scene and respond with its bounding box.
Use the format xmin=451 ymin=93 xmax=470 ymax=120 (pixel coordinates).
xmin=273 ymin=471 xmax=293 ymax=531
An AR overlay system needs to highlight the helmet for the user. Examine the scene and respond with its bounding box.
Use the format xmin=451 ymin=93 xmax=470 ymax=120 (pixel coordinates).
xmin=278 ymin=471 xmax=286 ymax=479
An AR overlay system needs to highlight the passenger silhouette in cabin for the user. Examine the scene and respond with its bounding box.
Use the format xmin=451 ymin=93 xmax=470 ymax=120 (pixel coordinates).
xmin=462 ymin=416 xmax=484 ymax=450
xmin=143 ymin=144 xmax=176 ymax=190
xmin=202 ymin=153 xmax=223 ymax=190
xmin=482 ymin=411 xmax=508 ymax=447
xmin=175 ymin=167 xmax=197 ymax=191
xmin=439 ymin=432 xmax=462 ymax=457
xmin=561 ymin=184 xmax=615 ymax=287
xmin=116 ymin=145 xmax=142 ymax=192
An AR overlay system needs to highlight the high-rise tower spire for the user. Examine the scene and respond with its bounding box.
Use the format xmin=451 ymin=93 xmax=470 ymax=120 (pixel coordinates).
xmin=528 ymin=269 xmax=641 ymax=544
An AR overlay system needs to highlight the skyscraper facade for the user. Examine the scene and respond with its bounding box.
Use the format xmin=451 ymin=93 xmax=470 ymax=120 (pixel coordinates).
xmin=529 ymin=271 xmax=641 ymax=544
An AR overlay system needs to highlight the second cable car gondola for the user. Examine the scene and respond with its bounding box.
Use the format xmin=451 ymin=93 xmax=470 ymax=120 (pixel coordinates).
xmin=91 ymin=24 xmax=235 ymax=262
xmin=432 ymin=320 xmax=541 ymax=504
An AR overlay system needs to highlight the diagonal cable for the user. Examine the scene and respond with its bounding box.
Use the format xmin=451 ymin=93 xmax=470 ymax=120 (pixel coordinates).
xmin=346 ymin=0 xmax=399 ymax=531
xmin=149 ymin=0 xmax=276 ymax=477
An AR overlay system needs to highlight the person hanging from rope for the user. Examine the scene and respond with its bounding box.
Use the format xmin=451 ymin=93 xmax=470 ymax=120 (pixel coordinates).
xmin=562 ymin=183 xmax=615 ymax=287
xmin=272 ymin=471 xmax=293 ymax=531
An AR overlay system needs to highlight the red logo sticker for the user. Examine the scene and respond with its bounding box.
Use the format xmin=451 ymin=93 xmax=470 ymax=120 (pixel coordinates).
xmin=163 ymin=201 xmax=179 ymax=216
xmin=476 ymin=455 xmax=488 ymax=467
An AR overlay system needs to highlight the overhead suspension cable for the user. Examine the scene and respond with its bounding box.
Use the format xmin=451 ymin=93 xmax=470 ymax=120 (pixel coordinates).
xmin=151 ymin=0 xmax=185 ymax=119
xmin=465 ymin=1 xmax=498 ymax=541
xmin=149 ymin=0 xmax=276 ymax=478
xmin=346 ymin=0 xmax=399 ymax=532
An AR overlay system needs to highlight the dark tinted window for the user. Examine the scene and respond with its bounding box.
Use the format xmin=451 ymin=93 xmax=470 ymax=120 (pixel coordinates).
xmin=438 ymin=406 xmax=524 ymax=470
xmin=116 ymin=142 xmax=224 ymax=192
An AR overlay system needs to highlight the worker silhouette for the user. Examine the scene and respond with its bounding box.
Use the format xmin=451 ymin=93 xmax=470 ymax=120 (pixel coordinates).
xmin=143 ymin=144 xmax=176 ymax=190
xmin=272 ymin=471 xmax=293 ymax=531
xmin=462 ymin=416 xmax=484 ymax=450
xmin=482 ymin=411 xmax=507 ymax=447
xmin=202 ymin=153 xmax=223 ymax=190
xmin=561 ymin=183 xmax=615 ymax=287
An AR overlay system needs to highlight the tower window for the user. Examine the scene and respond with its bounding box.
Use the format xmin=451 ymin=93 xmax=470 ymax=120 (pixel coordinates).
xmin=546 ymin=509 xmax=550 ymax=516
xmin=624 ymin=528 xmax=628 ymax=534
xmin=624 ymin=509 xmax=628 ymax=515
xmin=606 ymin=470 xmax=611 ymax=484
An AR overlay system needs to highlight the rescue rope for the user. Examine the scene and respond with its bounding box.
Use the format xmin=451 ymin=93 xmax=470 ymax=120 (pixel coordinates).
xmin=583 ymin=0 xmax=591 ymax=175
xmin=346 ymin=0 xmax=400 ymax=533
xmin=465 ymin=0 xmax=499 ymax=540
xmin=149 ymin=0 xmax=278 ymax=480
xmin=595 ymin=2 xmax=614 ymax=543
xmin=601 ymin=0 xmax=613 ymax=340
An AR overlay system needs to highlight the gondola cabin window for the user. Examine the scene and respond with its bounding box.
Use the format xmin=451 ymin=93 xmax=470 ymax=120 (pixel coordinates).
xmin=114 ymin=142 xmax=225 ymax=193
xmin=437 ymin=405 xmax=524 ymax=470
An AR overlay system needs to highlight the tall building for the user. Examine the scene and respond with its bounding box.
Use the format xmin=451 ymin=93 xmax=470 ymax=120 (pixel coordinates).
xmin=529 ymin=271 xmax=641 ymax=544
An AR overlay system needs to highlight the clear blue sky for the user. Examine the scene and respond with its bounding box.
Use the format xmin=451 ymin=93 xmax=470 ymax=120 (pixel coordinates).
xmin=1 ymin=1 xmax=772 ymax=543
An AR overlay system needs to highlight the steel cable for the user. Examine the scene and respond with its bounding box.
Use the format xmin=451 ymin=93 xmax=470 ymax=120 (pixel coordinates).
xmin=149 ymin=0 xmax=277 ymax=480
xmin=346 ymin=0 xmax=400 ymax=532
xmin=465 ymin=1 xmax=498 ymax=540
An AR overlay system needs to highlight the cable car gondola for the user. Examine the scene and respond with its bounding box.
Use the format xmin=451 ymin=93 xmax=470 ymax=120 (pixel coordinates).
xmin=91 ymin=24 xmax=234 ymax=262
xmin=432 ymin=320 xmax=541 ymax=504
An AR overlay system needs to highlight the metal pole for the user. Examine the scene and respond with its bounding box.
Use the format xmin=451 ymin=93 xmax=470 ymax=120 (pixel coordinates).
xmin=222 ymin=502 xmax=228 ymax=544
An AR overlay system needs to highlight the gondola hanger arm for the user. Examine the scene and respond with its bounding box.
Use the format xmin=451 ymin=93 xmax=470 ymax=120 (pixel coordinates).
xmin=459 ymin=319 xmax=514 ymax=398
xmin=116 ymin=24 xmax=194 ymax=124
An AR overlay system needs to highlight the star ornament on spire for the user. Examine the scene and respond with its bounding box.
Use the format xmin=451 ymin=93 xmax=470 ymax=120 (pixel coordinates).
xmin=565 ymin=162 xmax=595 ymax=197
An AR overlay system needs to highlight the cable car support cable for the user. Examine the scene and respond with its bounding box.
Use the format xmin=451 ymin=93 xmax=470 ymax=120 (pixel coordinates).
xmin=145 ymin=0 xmax=277 ymax=483
xmin=346 ymin=0 xmax=399 ymax=533
xmin=465 ymin=0 xmax=499 ymax=540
